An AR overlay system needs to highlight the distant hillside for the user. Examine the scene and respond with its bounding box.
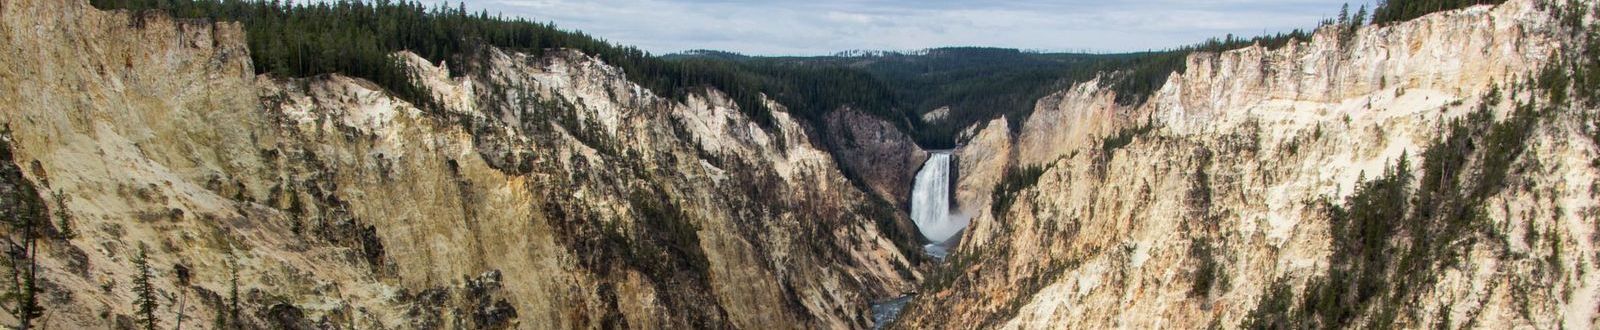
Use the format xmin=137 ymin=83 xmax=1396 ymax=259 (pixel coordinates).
xmin=90 ymin=0 xmax=1315 ymax=149
xmin=670 ymin=39 xmax=1312 ymax=147
xmin=668 ymin=47 xmax=1138 ymax=146
xmin=759 ymin=48 xmax=1134 ymax=146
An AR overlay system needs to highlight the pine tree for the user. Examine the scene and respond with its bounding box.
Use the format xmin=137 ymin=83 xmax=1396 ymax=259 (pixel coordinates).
xmin=214 ymin=257 xmax=240 ymax=329
xmin=52 ymin=192 xmax=74 ymax=240
xmin=131 ymin=245 xmax=158 ymax=330
xmin=1338 ymin=3 xmax=1351 ymax=25
xmin=173 ymin=263 xmax=190 ymax=330
xmin=1354 ymin=5 xmax=1369 ymax=27
xmin=229 ymin=260 xmax=240 ymax=326
xmin=3 ymin=162 xmax=45 ymax=329
xmin=1373 ymin=0 xmax=1507 ymax=25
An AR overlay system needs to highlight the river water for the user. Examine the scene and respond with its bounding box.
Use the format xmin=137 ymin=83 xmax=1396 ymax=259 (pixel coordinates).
xmin=872 ymin=151 xmax=970 ymax=327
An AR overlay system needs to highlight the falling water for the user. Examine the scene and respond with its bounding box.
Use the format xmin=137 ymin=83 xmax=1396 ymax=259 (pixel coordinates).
xmin=871 ymin=151 xmax=966 ymax=328
xmin=910 ymin=152 xmax=964 ymax=243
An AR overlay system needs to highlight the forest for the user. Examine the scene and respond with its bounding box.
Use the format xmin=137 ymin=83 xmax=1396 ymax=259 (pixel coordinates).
xmin=1373 ymin=0 xmax=1507 ymax=24
xmin=89 ymin=0 xmax=813 ymax=129
xmin=688 ymin=48 xmax=1150 ymax=146
xmin=88 ymin=0 xmax=1490 ymax=149
xmin=85 ymin=0 xmax=1254 ymax=148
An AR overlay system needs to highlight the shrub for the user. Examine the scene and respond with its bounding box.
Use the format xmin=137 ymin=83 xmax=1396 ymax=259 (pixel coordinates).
xmin=990 ymin=165 xmax=1047 ymax=218
xmin=1100 ymin=121 xmax=1155 ymax=160
xmin=1244 ymin=93 xmax=1545 ymax=327
xmin=1241 ymin=278 xmax=1298 ymax=329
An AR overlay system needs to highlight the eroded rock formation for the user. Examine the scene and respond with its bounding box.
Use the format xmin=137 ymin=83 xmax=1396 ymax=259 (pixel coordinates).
xmin=903 ymin=1 xmax=1600 ymax=328
xmin=0 ymin=0 xmax=918 ymax=328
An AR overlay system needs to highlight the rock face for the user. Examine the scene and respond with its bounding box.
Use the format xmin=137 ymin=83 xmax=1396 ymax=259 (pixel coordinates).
xmin=898 ymin=0 xmax=1600 ymax=329
xmin=0 ymin=0 xmax=917 ymax=328
xmin=824 ymin=107 xmax=928 ymax=209
xmin=1013 ymin=79 xmax=1133 ymax=168
xmin=952 ymin=118 xmax=1012 ymax=220
xmin=921 ymin=106 xmax=950 ymax=123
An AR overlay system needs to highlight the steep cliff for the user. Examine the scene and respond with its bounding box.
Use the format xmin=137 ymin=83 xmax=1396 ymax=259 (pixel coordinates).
xmin=823 ymin=107 xmax=927 ymax=210
xmin=901 ymin=0 xmax=1600 ymax=328
xmin=0 ymin=0 xmax=917 ymax=328
xmin=952 ymin=118 xmax=1011 ymax=220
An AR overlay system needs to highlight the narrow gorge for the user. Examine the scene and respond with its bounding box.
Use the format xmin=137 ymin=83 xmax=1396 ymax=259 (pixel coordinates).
xmin=2 ymin=0 xmax=1599 ymax=329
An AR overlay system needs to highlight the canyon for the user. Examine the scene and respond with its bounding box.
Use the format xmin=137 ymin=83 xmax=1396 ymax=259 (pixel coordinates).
xmin=0 ymin=0 xmax=920 ymax=328
xmin=897 ymin=0 xmax=1600 ymax=328
xmin=2 ymin=0 xmax=1599 ymax=329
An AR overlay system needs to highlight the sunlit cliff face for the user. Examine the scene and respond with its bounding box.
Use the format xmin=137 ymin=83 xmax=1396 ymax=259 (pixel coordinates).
xmin=897 ymin=0 xmax=1600 ymax=328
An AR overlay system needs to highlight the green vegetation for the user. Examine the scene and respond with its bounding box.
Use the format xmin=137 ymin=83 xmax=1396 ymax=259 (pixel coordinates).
xmin=1 ymin=130 xmax=46 ymax=329
xmin=173 ymin=263 xmax=192 ymax=330
xmin=860 ymin=196 xmax=927 ymax=265
xmin=1304 ymin=155 xmax=1413 ymax=328
xmin=920 ymin=247 xmax=982 ymax=292
xmin=1242 ymin=88 xmax=1545 ymax=327
xmin=1372 ymin=0 xmax=1506 ymax=25
xmin=214 ymin=258 xmax=241 ymax=329
xmin=688 ymin=33 xmax=1313 ymax=147
xmin=1579 ymin=26 xmax=1600 ymax=106
xmin=626 ymin=190 xmax=709 ymax=278
xmin=1241 ymin=278 xmax=1297 ymax=329
xmin=1188 ymin=237 xmax=1227 ymax=297
xmin=93 ymin=0 xmax=1346 ymax=148
xmin=131 ymin=245 xmax=158 ymax=330
xmin=52 ymin=193 xmax=75 ymax=240
xmin=1334 ymin=4 xmax=1370 ymax=45
xmin=1548 ymin=2 xmax=1600 ymax=164
xmin=90 ymin=0 xmax=790 ymax=127
xmin=990 ymin=165 xmax=1047 ymax=217
xmin=1239 ymin=4 xmax=1599 ymax=320
xmin=1100 ymin=121 xmax=1155 ymax=158
xmin=693 ymin=48 xmax=1146 ymax=146
xmin=1539 ymin=58 xmax=1572 ymax=106
xmin=1105 ymin=30 xmax=1314 ymax=105
xmin=88 ymin=0 xmax=1492 ymax=151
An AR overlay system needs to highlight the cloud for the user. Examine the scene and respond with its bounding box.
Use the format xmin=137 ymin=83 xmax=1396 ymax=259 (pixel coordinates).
xmin=456 ymin=0 xmax=1377 ymax=55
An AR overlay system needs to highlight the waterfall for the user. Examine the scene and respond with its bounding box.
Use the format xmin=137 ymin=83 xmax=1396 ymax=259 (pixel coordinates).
xmin=910 ymin=152 xmax=964 ymax=243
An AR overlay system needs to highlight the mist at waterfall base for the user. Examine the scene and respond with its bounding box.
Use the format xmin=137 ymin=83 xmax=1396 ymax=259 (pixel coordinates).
xmin=871 ymin=152 xmax=970 ymax=328
xmin=909 ymin=152 xmax=969 ymax=259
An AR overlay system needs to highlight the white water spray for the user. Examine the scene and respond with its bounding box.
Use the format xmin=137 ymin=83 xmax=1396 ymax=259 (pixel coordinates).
xmin=910 ymin=152 xmax=965 ymax=242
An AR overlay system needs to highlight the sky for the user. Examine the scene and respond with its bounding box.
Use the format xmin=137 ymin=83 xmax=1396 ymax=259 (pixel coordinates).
xmin=451 ymin=0 xmax=1378 ymax=56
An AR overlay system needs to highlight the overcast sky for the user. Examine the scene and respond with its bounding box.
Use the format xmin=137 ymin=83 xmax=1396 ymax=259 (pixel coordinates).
xmin=450 ymin=0 xmax=1377 ymax=56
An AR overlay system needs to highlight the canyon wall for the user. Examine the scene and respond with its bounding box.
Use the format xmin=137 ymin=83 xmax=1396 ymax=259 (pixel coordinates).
xmin=823 ymin=107 xmax=927 ymax=210
xmin=909 ymin=0 xmax=1600 ymax=328
xmin=0 ymin=0 xmax=918 ymax=328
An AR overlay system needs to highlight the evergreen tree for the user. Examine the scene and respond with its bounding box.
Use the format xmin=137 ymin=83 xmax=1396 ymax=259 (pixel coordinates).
xmin=213 ymin=258 xmax=241 ymax=329
xmin=131 ymin=245 xmax=158 ymax=330
xmin=173 ymin=263 xmax=190 ymax=330
xmin=82 ymin=0 xmax=1358 ymax=149
xmin=1354 ymin=5 xmax=1369 ymax=27
xmin=2 ymin=138 xmax=44 ymax=329
xmin=4 ymin=237 xmax=42 ymax=330
xmin=1372 ymin=0 xmax=1506 ymax=25
xmin=1338 ymin=3 xmax=1351 ymax=25
xmin=52 ymin=192 xmax=74 ymax=240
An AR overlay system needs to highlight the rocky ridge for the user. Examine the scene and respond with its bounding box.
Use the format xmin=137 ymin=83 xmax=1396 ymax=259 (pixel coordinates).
xmin=899 ymin=0 xmax=1600 ymax=328
xmin=0 ymin=0 xmax=918 ymax=328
